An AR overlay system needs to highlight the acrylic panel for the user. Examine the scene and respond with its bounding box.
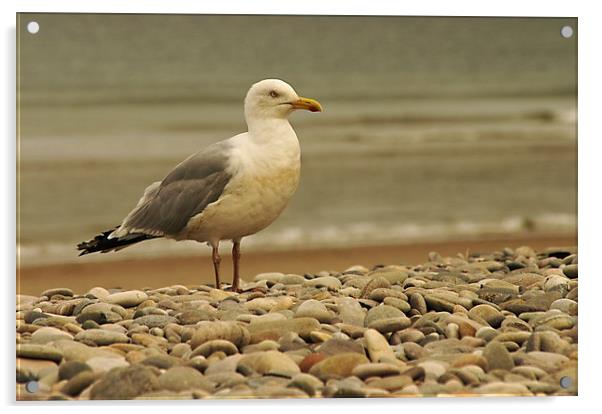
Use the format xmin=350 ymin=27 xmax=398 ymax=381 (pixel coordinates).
xmin=16 ymin=13 xmax=577 ymax=400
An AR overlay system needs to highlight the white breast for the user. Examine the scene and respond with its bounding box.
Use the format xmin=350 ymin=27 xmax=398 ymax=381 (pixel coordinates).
xmin=177 ymin=122 xmax=301 ymax=244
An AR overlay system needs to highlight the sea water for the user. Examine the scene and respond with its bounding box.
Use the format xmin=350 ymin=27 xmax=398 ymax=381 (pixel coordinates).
xmin=17 ymin=14 xmax=577 ymax=265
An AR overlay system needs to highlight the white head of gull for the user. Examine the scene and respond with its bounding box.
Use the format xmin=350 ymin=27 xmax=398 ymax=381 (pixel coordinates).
xmin=77 ymin=79 xmax=322 ymax=292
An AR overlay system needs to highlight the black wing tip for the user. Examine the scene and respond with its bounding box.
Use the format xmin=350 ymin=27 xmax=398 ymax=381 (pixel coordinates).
xmin=76 ymin=227 xmax=158 ymax=256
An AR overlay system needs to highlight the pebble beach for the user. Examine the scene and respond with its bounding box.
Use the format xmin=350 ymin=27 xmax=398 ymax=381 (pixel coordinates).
xmin=16 ymin=245 xmax=578 ymax=400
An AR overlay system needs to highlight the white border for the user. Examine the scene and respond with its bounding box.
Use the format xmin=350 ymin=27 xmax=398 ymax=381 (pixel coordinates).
xmin=3 ymin=1 xmax=601 ymax=412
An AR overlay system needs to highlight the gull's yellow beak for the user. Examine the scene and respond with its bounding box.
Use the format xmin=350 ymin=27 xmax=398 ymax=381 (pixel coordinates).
xmin=291 ymin=97 xmax=323 ymax=112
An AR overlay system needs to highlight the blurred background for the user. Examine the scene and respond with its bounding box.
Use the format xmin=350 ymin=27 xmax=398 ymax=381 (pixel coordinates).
xmin=17 ymin=14 xmax=577 ymax=292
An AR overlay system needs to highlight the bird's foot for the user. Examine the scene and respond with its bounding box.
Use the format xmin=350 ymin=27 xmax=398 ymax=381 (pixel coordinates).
xmin=223 ymin=284 xmax=241 ymax=293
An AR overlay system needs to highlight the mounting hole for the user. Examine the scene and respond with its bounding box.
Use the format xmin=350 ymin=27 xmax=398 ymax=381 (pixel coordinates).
xmin=27 ymin=21 xmax=40 ymax=34
xmin=25 ymin=381 xmax=39 ymax=393
xmin=560 ymin=25 xmax=573 ymax=39
xmin=559 ymin=376 xmax=573 ymax=389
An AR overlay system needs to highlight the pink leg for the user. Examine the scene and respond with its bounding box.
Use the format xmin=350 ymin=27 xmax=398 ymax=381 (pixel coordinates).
xmin=211 ymin=242 xmax=221 ymax=289
xmin=232 ymin=239 xmax=241 ymax=292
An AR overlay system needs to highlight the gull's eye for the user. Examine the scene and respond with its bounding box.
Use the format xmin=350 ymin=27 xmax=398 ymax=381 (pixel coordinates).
xmin=269 ymin=90 xmax=279 ymax=98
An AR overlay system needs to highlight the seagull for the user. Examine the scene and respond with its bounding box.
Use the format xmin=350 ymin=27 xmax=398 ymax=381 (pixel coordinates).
xmin=77 ymin=79 xmax=322 ymax=292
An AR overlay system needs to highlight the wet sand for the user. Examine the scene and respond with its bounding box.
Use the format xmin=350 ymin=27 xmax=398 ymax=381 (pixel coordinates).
xmin=17 ymin=233 xmax=576 ymax=295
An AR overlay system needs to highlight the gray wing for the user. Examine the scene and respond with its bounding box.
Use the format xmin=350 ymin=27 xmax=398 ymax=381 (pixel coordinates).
xmin=117 ymin=140 xmax=233 ymax=237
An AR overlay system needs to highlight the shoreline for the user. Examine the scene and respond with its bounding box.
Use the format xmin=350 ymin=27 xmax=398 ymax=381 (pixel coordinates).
xmin=18 ymin=232 xmax=576 ymax=295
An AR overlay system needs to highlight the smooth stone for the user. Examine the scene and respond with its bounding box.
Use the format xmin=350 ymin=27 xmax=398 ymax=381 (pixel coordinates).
xmin=299 ymin=353 xmax=327 ymax=373
xmin=140 ymin=355 xmax=181 ymax=370
xmin=451 ymin=354 xmax=489 ymax=371
xmin=24 ymin=310 xmax=49 ymax=324
xmin=475 ymin=381 xmax=532 ymax=396
xmin=308 ymin=352 xmax=369 ymax=380
xmin=364 ymin=305 xmax=404 ymax=327
xmin=550 ymin=298 xmax=578 ymax=316
xmin=364 ymin=328 xmax=396 ymax=362
xmin=511 ymin=365 xmax=548 ymax=380
xmin=90 ymin=365 xmax=160 ymax=399
xmin=345 ymin=265 xmax=369 ymax=274
xmin=369 ymin=288 xmax=406 ymax=302
xmin=132 ymin=315 xmax=177 ymax=329
xmin=101 ymin=323 xmax=128 ymax=334
xmin=243 ymin=339 xmax=281 ymax=353
xmin=295 ymin=300 xmax=334 ymax=323
xmin=247 ymin=317 xmax=319 ymax=343
xmin=424 ymin=295 xmax=455 ymax=312
xmin=310 ymin=330 xmax=332 ymax=343
xmin=475 ymin=326 xmax=499 ymax=342
xmin=480 ymin=279 xmax=520 ymax=293
xmin=254 ymin=384 xmax=309 ymax=398
xmin=409 ymin=293 xmax=428 ymax=314
xmin=191 ymin=339 xmax=238 ymax=358
xmin=105 ymin=290 xmax=149 ymax=307
xmin=159 ymin=366 xmax=215 ymax=392
xmin=397 ymin=328 xmax=426 ymax=343
xmin=61 ymin=370 xmax=96 ymax=397
xmin=288 ymin=373 xmax=323 ymax=396
xmin=130 ymin=332 xmax=169 ymax=350
xmin=501 ymin=298 xmax=547 ymax=315
xmin=76 ymin=305 xmax=123 ymax=325
xmin=468 ymin=304 xmax=504 ymax=328
xmin=204 ymin=354 xmax=243 ymax=375
xmin=543 ymin=275 xmax=570 ymax=294
xmin=205 ymin=372 xmax=246 ymax=389
xmin=87 ymin=287 xmax=110 ymax=300
xmin=483 ymin=341 xmax=514 ymax=371
xmin=58 ymin=361 xmax=91 ymax=380
xmin=368 ymin=271 xmax=409 ymax=286
xmin=184 ymin=356 xmax=209 ymax=373
xmin=74 ymin=329 xmax=129 ymax=346
xmin=531 ymin=313 xmax=575 ymax=330
xmin=41 ymin=288 xmax=74 ymax=298
xmin=516 ymin=351 xmax=569 ymax=372
xmin=500 ymin=316 xmax=532 ymax=332
xmin=339 ymin=287 xmax=362 ymax=297
xmin=383 ymin=297 xmax=411 ymax=313
xmin=245 ymin=297 xmax=294 ymax=312
xmin=360 ymin=277 xmax=391 ymax=298
xmin=169 ymin=343 xmax=192 ymax=359
xmin=330 ymin=377 xmax=369 ymax=397
xmin=250 ymin=313 xmax=288 ymax=323
xmin=253 ymin=272 xmax=285 ymax=284
xmin=316 ymin=338 xmax=365 ymax=356
xmin=367 ymin=374 xmax=413 ymax=391
xmin=417 ymin=360 xmax=447 ymax=380
xmin=281 ymin=274 xmax=306 ymax=285
xmin=239 ymin=350 xmax=300 ymax=377
xmin=337 ymin=297 xmax=365 ymax=326
xmin=51 ymin=339 xmax=122 ymax=362
xmin=369 ymin=317 xmax=412 ymax=334
xmin=303 ymin=276 xmax=342 ymax=290
xmin=562 ymin=264 xmax=578 ymax=279
xmin=351 ymin=363 xmax=402 ymax=379
xmin=209 ymin=288 xmax=236 ymax=301
xmin=31 ymin=315 xmax=77 ymax=328
xmin=86 ymin=356 xmax=130 ymax=374
xmin=177 ymin=309 xmax=216 ymax=325
xmin=190 ymin=321 xmax=251 ymax=349
xmin=17 ymin=344 xmax=63 ymax=362
xmin=30 ymin=327 xmax=74 ymax=344
xmin=525 ymin=331 xmax=570 ymax=353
